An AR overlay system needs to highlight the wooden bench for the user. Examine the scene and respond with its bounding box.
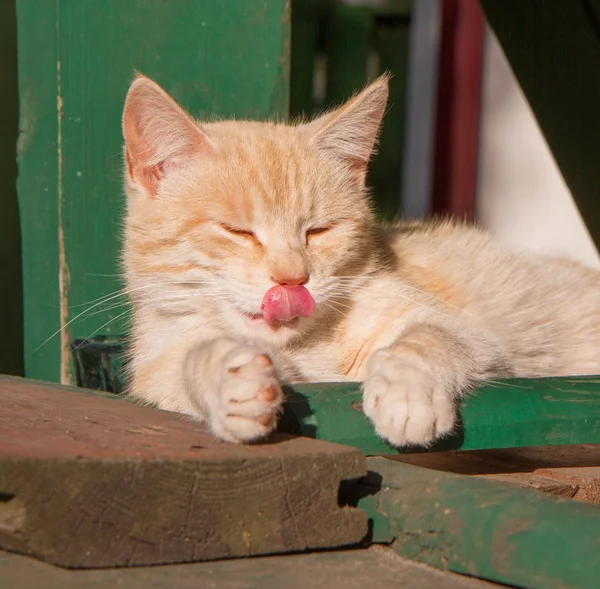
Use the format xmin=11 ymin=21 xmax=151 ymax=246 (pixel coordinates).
xmin=2 ymin=375 xmax=600 ymax=588
xmin=5 ymin=2 xmax=600 ymax=587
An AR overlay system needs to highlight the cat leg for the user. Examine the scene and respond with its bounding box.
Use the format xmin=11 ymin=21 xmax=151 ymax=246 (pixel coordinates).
xmin=362 ymin=322 xmax=510 ymax=447
xmin=182 ymin=337 xmax=284 ymax=443
xmin=130 ymin=336 xmax=283 ymax=443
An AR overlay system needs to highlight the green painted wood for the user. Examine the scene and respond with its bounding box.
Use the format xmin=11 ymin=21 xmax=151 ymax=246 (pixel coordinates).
xmin=0 ymin=0 xmax=23 ymax=377
xmin=480 ymin=0 xmax=600 ymax=247
xmin=368 ymin=0 xmax=412 ymax=17
xmin=17 ymin=0 xmax=291 ymax=385
xmin=281 ymin=376 xmax=600 ymax=454
xmin=290 ymin=0 xmax=321 ymax=117
xmin=369 ymin=15 xmax=411 ymax=219
xmin=70 ymin=340 xmax=600 ymax=454
xmin=324 ymin=3 xmax=371 ymax=108
xmin=323 ymin=2 xmax=412 ymax=219
xmin=352 ymin=456 xmax=600 ymax=589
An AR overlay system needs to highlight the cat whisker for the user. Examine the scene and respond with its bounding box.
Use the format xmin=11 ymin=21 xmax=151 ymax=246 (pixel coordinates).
xmin=485 ymin=379 xmax=533 ymax=390
xmin=72 ymin=309 xmax=132 ymax=352
xmin=69 ymin=279 xmax=216 ymax=309
xmin=32 ymin=288 xmax=142 ymax=353
xmin=34 ymin=281 xmax=228 ymax=353
xmin=324 ymin=299 xmax=354 ymax=312
xmin=319 ymin=301 xmax=348 ymax=318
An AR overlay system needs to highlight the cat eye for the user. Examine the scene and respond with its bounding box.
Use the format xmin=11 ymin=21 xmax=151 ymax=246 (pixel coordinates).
xmin=306 ymin=226 xmax=331 ymax=237
xmin=220 ymin=224 xmax=255 ymax=238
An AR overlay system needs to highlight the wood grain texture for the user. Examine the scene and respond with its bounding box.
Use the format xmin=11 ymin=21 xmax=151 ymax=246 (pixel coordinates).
xmin=0 ymin=546 xmax=502 ymax=589
xmin=351 ymin=457 xmax=600 ymax=589
xmin=476 ymin=472 xmax=579 ymax=498
xmin=392 ymin=444 xmax=600 ymax=502
xmin=0 ymin=376 xmax=366 ymax=568
xmin=16 ymin=0 xmax=291 ymax=384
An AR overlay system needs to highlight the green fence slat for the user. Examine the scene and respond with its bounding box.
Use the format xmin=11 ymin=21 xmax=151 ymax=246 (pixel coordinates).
xmin=17 ymin=0 xmax=61 ymax=383
xmin=17 ymin=0 xmax=291 ymax=384
xmin=369 ymin=15 xmax=411 ymax=219
xmin=351 ymin=456 xmax=600 ymax=589
xmin=282 ymin=376 xmax=600 ymax=453
xmin=325 ymin=3 xmax=372 ymax=105
xmin=290 ymin=0 xmax=321 ymax=117
xmin=67 ymin=339 xmax=600 ymax=454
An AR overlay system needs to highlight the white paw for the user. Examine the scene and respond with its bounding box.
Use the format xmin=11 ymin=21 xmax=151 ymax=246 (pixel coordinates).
xmin=362 ymin=349 xmax=456 ymax=447
xmin=207 ymin=345 xmax=283 ymax=443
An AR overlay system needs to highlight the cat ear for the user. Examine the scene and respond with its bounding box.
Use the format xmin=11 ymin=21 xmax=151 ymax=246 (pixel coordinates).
xmin=122 ymin=75 xmax=214 ymax=197
xmin=306 ymin=75 xmax=389 ymax=185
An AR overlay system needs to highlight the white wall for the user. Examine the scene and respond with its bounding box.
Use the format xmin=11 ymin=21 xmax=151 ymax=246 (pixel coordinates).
xmin=476 ymin=27 xmax=600 ymax=269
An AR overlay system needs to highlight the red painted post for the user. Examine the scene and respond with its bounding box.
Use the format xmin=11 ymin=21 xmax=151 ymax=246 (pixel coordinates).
xmin=432 ymin=0 xmax=485 ymax=219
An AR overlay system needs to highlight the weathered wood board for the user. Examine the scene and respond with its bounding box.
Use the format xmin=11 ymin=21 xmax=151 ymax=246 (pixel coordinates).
xmin=0 ymin=546 xmax=502 ymax=589
xmin=0 ymin=376 xmax=366 ymax=568
xmin=392 ymin=444 xmax=600 ymax=503
xmin=350 ymin=457 xmax=600 ymax=589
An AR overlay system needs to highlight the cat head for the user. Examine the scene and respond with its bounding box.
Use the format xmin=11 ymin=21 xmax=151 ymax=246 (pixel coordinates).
xmin=122 ymin=74 xmax=388 ymax=346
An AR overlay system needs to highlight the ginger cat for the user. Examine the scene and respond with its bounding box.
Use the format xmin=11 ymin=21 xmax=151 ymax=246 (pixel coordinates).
xmin=122 ymin=74 xmax=600 ymax=447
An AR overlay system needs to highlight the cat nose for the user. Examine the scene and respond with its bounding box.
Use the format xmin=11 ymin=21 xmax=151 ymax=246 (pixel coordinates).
xmin=270 ymin=274 xmax=309 ymax=286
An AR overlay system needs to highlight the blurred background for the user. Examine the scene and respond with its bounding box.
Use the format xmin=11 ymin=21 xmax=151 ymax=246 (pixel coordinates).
xmin=1 ymin=0 xmax=599 ymax=387
xmin=289 ymin=0 xmax=599 ymax=267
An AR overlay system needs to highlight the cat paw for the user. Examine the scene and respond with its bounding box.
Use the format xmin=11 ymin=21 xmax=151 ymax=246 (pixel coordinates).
xmin=206 ymin=345 xmax=283 ymax=443
xmin=362 ymin=349 xmax=456 ymax=447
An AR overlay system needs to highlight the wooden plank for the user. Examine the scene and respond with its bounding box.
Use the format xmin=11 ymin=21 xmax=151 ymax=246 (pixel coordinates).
xmin=392 ymin=443 xmax=600 ymax=473
xmin=281 ymin=376 xmax=600 ymax=454
xmin=533 ymin=466 xmax=600 ymax=503
xmin=0 ymin=546 xmax=502 ymax=589
xmin=16 ymin=0 xmax=291 ymax=384
xmin=72 ymin=342 xmax=600 ymax=454
xmin=0 ymin=0 xmax=23 ymax=377
xmin=0 ymin=376 xmax=366 ymax=568
xmin=348 ymin=457 xmax=600 ymax=589
xmin=392 ymin=445 xmax=600 ymax=501
xmin=15 ymin=0 xmax=61 ymax=383
xmin=476 ymin=472 xmax=579 ymax=498
xmin=479 ymin=0 xmax=600 ymax=247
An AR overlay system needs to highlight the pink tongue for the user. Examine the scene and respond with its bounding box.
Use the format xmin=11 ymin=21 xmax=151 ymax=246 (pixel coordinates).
xmin=261 ymin=285 xmax=315 ymax=325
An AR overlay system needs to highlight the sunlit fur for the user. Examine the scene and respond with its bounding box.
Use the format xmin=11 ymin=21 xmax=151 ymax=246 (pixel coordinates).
xmin=122 ymin=74 xmax=600 ymax=446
